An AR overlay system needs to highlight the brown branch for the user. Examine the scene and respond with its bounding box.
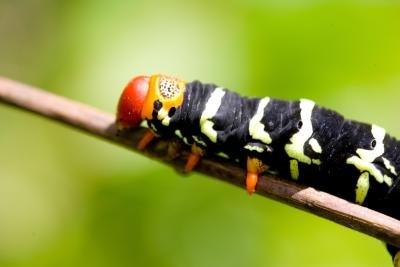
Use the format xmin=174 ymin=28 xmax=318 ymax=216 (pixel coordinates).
xmin=1 ymin=76 xmax=400 ymax=247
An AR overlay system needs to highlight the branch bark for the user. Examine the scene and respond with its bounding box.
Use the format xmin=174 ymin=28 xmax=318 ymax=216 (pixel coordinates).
xmin=1 ymin=76 xmax=400 ymax=247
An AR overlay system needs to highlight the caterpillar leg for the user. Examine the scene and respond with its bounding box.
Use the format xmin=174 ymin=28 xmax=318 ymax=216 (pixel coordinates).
xmin=246 ymin=157 xmax=265 ymax=195
xmin=184 ymin=143 xmax=205 ymax=172
xmin=137 ymin=130 xmax=156 ymax=150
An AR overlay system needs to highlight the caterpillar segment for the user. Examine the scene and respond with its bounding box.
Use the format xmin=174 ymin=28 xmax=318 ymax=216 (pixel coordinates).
xmin=117 ymin=74 xmax=400 ymax=266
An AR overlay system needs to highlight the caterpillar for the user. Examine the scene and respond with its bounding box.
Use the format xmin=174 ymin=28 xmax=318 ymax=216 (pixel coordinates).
xmin=117 ymin=74 xmax=400 ymax=266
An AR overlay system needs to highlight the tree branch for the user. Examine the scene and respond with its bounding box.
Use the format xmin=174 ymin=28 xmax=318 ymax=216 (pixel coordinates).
xmin=1 ymin=76 xmax=400 ymax=247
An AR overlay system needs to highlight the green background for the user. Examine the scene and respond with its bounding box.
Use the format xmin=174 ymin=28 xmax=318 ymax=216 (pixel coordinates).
xmin=1 ymin=1 xmax=400 ymax=266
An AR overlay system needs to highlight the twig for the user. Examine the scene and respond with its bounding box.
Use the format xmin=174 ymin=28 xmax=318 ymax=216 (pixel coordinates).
xmin=1 ymin=76 xmax=400 ymax=247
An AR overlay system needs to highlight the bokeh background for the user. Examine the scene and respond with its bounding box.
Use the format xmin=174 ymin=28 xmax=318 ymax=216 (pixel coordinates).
xmin=1 ymin=1 xmax=400 ymax=266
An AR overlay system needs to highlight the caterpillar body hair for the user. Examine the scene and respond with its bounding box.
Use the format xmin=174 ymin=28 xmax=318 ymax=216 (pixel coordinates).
xmin=117 ymin=74 xmax=400 ymax=265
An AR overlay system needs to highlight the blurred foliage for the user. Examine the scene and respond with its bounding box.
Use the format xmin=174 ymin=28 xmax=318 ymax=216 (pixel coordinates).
xmin=1 ymin=0 xmax=400 ymax=266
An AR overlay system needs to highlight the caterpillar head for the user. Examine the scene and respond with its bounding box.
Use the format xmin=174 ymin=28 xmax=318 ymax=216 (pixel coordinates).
xmin=117 ymin=74 xmax=186 ymax=129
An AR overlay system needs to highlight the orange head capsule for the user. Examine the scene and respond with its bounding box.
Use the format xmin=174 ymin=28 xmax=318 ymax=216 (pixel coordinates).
xmin=117 ymin=75 xmax=150 ymax=129
xmin=117 ymin=74 xmax=186 ymax=130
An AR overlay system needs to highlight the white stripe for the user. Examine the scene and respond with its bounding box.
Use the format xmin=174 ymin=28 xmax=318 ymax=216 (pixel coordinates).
xmin=346 ymin=124 xmax=386 ymax=184
xmin=244 ymin=145 xmax=265 ymax=153
xmin=140 ymin=120 xmax=149 ymax=128
xmin=285 ymin=99 xmax=315 ymax=164
xmin=200 ymin=88 xmax=225 ymax=143
xmin=157 ymin=108 xmax=171 ymax=126
xmin=249 ymin=97 xmax=272 ymax=144
xmin=382 ymin=157 xmax=397 ymax=175
xmin=384 ymin=175 xmax=393 ymax=187
xmin=216 ymin=152 xmax=229 ymax=159
xmin=157 ymin=108 xmax=168 ymax=120
xmin=149 ymin=123 xmax=157 ymax=132
xmin=161 ymin=117 xmax=171 ymax=126
xmin=182 ymin=137 xmax=190 ymax=145
xmin=309 ymin=138 xmax=322 ymax=153
xmin=347 ymin=156 xmax=384 ymax=183
xmin=312 ymin=159 xmax=321 ymax=165
xmin=355 ymin=172 xmax=370 ymax=204
xmin=193 ymin=136 xmax=207 ymax=147
xmin=289 ymin=159 xmax=299 ymax=180
xmin=175 ymin=129 xmax=183 ymax=138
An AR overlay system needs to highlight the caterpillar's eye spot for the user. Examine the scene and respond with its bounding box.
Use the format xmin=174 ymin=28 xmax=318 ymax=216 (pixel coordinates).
xmin=297 ymin=120 xmax=303 ymax=129
xmin=371 ymin=139 xmax=377 ymax=148
xmin=159 ymin=76 xmax=181 ymax=100
xmin=168 ymin=107 xmax=176 ymax=117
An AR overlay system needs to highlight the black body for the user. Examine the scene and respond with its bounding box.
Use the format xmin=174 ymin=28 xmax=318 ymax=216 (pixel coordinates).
xmin=147 ymin=80 xmax=400 ymax=257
